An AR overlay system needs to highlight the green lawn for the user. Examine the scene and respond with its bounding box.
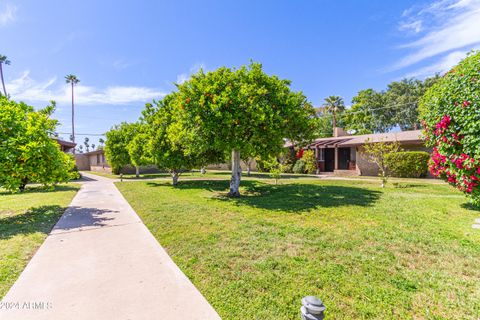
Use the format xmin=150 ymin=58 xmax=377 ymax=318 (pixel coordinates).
xmin=0 ymin=184 xmax=79 ymax=298
xmin=117 ymin=178 xmax=480 ymax=319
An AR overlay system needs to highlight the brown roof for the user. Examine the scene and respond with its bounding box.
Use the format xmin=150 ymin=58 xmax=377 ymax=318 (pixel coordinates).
xmin=292 ymin=130 xmax=424 ymax=149
xmin=54 ymin=138 xmax=76 ymax=148
xmin=82 ymin=149 xmax=105 ymax=155
xmin=338 ymin=130 xmax=423 ymax=147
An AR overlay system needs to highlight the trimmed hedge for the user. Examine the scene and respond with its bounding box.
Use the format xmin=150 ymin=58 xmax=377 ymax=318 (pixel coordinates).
xmin=385 ymin=151 xmax=430 ymax=178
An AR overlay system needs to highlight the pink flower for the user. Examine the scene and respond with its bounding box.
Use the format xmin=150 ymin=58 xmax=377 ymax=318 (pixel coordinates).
xmin=463 ymin=100 xmax=471 ymax=107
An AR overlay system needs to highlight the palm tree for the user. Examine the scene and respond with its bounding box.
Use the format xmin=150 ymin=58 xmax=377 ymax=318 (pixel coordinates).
xmin=0 ymin=55 xmax=11 ymax=97
xmin=65 ymin=74 xmax=80 ymax=146
xmin=322 ymin=95 xmax=345 ymax=129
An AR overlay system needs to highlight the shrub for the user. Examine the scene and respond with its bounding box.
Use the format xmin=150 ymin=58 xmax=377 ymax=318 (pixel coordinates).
xmin=385 ymin=151 xmax=430 ymax=178
xmin=419 ymin=51 xmax=480 ymax=206
xmin=301 ymin=150 xmax=317 ymax=174
xmin=0 ymin=97 xmax=77 ymax=191
xmin=281 ymin=148 xmax=297 ymax=173
xmin=292 ymin=160 xmax=306 ymax=174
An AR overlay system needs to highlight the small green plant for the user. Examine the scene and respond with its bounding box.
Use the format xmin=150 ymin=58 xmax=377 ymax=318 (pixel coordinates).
xmin=292 ymin=160 xmax=306 ymax=174
xmin=263 ymin=156 xmax=283 ymax=184
xmin=361 ymin=139 xmax=402 ymax=187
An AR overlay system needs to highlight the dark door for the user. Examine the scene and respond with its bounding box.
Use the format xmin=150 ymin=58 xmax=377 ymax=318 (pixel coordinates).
xmin=324 ymin=148 xmax=335 ymax=172
xmin=338 ymin=148 xmax=351 ymax=170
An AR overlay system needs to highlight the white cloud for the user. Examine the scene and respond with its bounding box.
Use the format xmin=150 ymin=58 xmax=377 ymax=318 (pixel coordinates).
xmin=0 ymin=4 xmax=16 ymax=26
xmin=403 ymin=49 xmax=476 ymax=78
xmin=176 ymin=63 xmax=206 ymax=84
xmin=7 ymin=71 xmax=166 ymax=105
xmin=394 ymin=0 xmax=480 ymax=72
xmin=399 ymin=20 xmax=423 ymax=33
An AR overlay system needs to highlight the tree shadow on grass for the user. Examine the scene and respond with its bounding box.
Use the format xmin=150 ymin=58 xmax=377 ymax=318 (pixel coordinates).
xmin=224 ymin=183 xmax=382 ymax=212
xmin=461 ymin=202 xmax=480 ymax=212
xmin=0 ymin=205 xmax=116 ymax=240
xmin=146 ymin=180 xmax=381 ymax=212
xmin=146 ymin=180 xmax=230 ymax=192
xmin=0 ymin=185 xmax=79 ymax=196
xmin=0 ymin=205 xmax=66 ymax=240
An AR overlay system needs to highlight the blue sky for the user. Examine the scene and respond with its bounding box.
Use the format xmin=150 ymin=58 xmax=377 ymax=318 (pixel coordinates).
xmin=2 ymin=0 xmax=480 ymax=145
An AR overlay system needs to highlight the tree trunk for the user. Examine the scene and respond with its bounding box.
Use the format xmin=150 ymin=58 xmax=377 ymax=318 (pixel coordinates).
xmin=19 ymin=178 xmax=28 ymax=192
xmin=200 ymin=166 xmax=206 ymax=175
xmin=246 ymin=160 xmax=251 ymax=177
xmin=0 ymin=63 xmax=6 ymax=97
xmin=228 ymin=149 xmax=242 ymax=197
xmin=71 ymin=83 xmax=75 ymax=153
xmin=171 ymin=171 xmax=179 ymax=186
xmin=135 ymin=166 xmax=140 ymax=178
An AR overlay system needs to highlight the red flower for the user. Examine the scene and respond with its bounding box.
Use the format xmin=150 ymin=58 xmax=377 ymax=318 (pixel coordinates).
xmin=462 ymin=100 xmax=471 ymax=107
xmin=296 ymin=149 xmax=304 ymax=159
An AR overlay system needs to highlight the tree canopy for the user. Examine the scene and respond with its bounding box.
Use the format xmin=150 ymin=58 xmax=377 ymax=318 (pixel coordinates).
xmin=316 ymin=76 xmax=441 ymax=137
xmin=0 ymin=97 xmax=76 ymax=191
xmin=104 ymin=122 xmax=137 ymax=174
xmin=174 ymin=62 xmax=317 ymax=195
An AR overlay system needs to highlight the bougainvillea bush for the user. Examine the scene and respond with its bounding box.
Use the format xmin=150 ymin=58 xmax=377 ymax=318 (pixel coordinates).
xmin=420 ymin=51 xmax=480 ymax=205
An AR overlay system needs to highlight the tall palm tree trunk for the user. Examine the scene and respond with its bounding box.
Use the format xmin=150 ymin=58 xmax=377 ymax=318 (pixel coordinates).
xmin=0 ymin=63 xmax=6 ymax=97
xmin=71 ymin=82 xmax=75 ymax=151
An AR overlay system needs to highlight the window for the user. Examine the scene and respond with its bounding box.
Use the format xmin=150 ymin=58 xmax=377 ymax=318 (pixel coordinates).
xmin=97 ymin=154 xmax=100 ymax=164
xmin=318 ymin=148 xmax=325 ymax=161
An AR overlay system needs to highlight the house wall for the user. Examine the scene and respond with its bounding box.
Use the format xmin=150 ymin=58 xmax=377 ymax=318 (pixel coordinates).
xmin=119 ymin=164 xmax=159 ymax=174
xmin=75 ymin=154 xmax=90 ymax=170
xmin=356 ymin=144 xmax=432 ymax=176
xmin=206 ymin=159 xmax=258 ymax=171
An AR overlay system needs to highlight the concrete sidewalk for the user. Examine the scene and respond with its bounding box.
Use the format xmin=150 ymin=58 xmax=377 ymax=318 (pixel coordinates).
xmin=0 ymin=172 xmax=220 ymax=320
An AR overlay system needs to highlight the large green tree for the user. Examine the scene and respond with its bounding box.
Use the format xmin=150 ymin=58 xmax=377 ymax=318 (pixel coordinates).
xmin=313 ymin=108 xmax=334 ymax=137
xmin=144 ymin=97 xmax=204 ymax=185
xmin=386 ymin=76 xmax=440 ymax=131
xmin=175 ymin=62 xmax=317 ymax=196
xmin=342 ymin=76 xmax=439 ymax=134
xmin=344 ymin=89 xmax=390 ymax=134
xmin=104 ymin=122 xmax=136 ymax=174
xmin=0 ymin=97 xmax=76 ymax=191
xmin=126 ymin=123 xmax=152 ymax=178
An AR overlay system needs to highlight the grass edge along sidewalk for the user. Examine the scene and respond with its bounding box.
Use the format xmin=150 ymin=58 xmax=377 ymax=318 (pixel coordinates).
xmin=0 ymin=184 xmax=80 ymax=298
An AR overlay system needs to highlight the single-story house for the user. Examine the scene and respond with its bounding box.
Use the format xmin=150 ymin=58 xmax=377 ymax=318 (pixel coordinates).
xmin=75 ymin=149 xmax=110 ymax=172
xmin=55 ymin=139 xmax=76 ymax=154
xmin=290 ymin=128 xmax=429 ymax=176
xmin=75 ymin=149 xmax=158 ymax=174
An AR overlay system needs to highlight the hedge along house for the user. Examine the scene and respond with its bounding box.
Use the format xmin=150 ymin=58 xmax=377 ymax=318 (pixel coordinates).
xmin=293 ymin=128 xmax=429 ymax=176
